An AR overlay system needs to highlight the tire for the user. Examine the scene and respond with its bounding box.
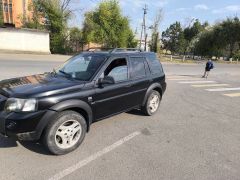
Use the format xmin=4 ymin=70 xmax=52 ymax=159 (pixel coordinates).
xmin=142 ymin=90 xmax=161 ymax=116
xmin=42 ymin=110 xmax=87 ymax=155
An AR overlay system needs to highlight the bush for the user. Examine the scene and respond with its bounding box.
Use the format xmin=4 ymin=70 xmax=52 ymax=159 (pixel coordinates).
xmin=233 ymin=50 xmax=240 ymax=60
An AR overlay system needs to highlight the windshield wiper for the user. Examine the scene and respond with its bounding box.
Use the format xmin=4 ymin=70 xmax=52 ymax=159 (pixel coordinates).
xmin=59 ymin=70 xmax=72 ymax=78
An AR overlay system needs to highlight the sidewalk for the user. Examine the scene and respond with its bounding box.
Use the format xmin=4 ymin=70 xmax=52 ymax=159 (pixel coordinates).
xmin=0 ymin=53 xmax=71 ymax=62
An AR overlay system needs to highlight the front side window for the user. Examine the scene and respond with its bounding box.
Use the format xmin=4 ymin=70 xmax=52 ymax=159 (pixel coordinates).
xmin=130 ymin=57 xmax=146 ymax=79
xmin=104 ymin=58 xmax=128 ymax=83
xmin=57 ymin=54 xmax=106 ymax=81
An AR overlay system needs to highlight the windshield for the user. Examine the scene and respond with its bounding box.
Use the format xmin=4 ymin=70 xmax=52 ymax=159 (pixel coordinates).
xmin=57 ymin=54 xmax=107 ymax=81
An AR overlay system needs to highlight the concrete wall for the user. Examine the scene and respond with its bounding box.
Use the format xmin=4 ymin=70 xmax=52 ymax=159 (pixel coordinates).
xmin=0 ymin=28 xmax=50 ymax=54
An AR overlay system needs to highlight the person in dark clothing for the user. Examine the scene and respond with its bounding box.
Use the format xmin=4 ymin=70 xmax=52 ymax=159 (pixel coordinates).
xmin=202 ymin=59 xmax=214 ymax=78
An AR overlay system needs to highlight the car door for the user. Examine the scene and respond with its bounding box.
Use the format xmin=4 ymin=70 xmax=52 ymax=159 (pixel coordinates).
xmin=128 ymin=56 xmax=151 ymax=106
xmin=93 ymin=56 xmax=135 ymax=120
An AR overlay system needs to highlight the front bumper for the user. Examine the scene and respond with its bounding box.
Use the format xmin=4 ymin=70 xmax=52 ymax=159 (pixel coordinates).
xmin=0 ymin=110 xmax=56 ymax=141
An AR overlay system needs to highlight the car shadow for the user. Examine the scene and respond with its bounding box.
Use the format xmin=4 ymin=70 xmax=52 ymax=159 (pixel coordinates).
xmin=19 ymin=141 xmax=51 ymax=155
xmin=0 ymin=136 xmax=51 ymax=155
xmin=126 ymin=109 xmax=146 ymax=116
xmin=0 ymin=136 xmax=18 ymax=148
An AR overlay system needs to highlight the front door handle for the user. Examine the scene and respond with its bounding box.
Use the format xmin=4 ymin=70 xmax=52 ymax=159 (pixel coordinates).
xmin=125 ymin=84 xmax=132 ymax=88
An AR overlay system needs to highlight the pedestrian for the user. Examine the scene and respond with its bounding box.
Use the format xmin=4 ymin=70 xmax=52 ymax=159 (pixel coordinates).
xmin=202 ymin=59 xmax=214 ymax=78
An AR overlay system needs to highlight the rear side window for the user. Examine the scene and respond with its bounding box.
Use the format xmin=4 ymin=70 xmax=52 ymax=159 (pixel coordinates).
xmin=130 ymin=57 xmax=146 ymax=79
xmin=147 ymin=54 xmax=163 ymax=74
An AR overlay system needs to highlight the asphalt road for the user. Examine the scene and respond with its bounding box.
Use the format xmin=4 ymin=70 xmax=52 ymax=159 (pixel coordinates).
xmin=0 ymin=54 xmax=240 ymax=180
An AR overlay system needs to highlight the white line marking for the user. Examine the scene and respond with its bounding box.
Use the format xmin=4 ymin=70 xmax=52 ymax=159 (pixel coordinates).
xmin=192 ymin=84 xmax=230 ymax=88
xmin=224 ymin=93 xmax=240 ymax=97
xmin=168 ymin=78 xmax=202 ymax=81
xmin=178 ymin=81 xmax=216 ymax=84
xmin=206 ymin=87 xmax=240 ymax=92
xmin=167 ymin=76 xmax=200 ymax=79
xmin=167 ymin=76 xmax=186 ymax=78
xmin=49 ymin=131 xmax=141 ymax=180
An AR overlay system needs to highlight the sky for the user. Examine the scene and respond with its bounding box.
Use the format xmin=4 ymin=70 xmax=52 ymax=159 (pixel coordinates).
xmin=69 ymin=0 xmax=240 ymax=37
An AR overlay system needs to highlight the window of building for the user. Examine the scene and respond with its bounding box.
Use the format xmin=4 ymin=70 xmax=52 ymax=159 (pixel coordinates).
xmin=3 ymin=3 xmax=8 ymax=13
xmin=9 ymin=3 xmax=12 ymax=23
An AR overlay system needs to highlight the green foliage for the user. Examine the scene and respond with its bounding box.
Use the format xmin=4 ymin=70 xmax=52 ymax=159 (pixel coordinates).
xmin=82 ymin=0 xmax=137 ymax=48
xmin=162 ymin=17 xmax=240 ymax=58
xmin=162 ymin=19 xmax=207 ymax=55
xmin=184 ymin=20 xmax=206 ymax=42
xmin=69 ymin=27 xmax=84 ymax=52
xmin=233 ymin=50 xmax=240 ymax=60
xmin=149 ymin=10 xmax=163 ymax=53
xmin=0 ymin=1 xmax=3 ymax=27
xmin=194 ymin=30 xmax=220 ymax=57
xmin=38 ymin=0 xmax=72 ymax=54
xmin=162 ymin=21 xmax=187 ymax=54
xmin=195 ymin=17 xmax=240 ymax=58
xmin=21 ymin=1 xmax=45 ymax=30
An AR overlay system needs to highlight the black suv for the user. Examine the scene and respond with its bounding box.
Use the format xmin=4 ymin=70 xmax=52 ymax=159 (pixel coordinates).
xmin=0 ymin=48 xmax=166 ymax=155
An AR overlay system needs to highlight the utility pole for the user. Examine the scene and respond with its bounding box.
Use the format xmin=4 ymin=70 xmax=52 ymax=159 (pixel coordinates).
xmin=140 ymin=4 xmax=148 ymax=51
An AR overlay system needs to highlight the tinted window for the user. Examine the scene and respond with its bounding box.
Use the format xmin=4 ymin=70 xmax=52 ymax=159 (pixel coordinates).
xmin=130 ymin=57 xmax=146 ymax=78
xmin=147 ymin=54 xmax=162 ymax=74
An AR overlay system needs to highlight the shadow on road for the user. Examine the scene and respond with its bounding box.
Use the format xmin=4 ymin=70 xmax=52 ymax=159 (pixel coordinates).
xmin=126 ymin=109 xmax=146 ymax=116
xmin=0 ymin=136 xmax=51 ymax=155
xmin=0 ymin=136 xmax=18 ymax=148
xmin=19 ymin=141 xmax=51 ymax=155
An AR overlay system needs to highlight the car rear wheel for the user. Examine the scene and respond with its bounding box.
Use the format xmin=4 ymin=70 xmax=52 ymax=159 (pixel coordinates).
xmin=43 ymin=111 xmax=87 ymax=155
xmin=142 ymin=90 xmax=161 ymax=116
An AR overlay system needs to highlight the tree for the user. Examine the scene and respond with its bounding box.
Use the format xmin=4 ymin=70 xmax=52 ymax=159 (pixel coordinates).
xmin=82 ymin=0 xmax=137 ymax=48
xmin=162 ymin=21 xmax=186 ymax=54
xmin=183 ymin=19 xmax=208 ymax=54
xmin=219 ymin=17 xmax=240 ymax=57
xmin=34 ymin=0 xmax=74 ymax=54
xmin=0 ymin=1 xmax=3 ymax=27
xmin=21 ymin=0 xmax=45 ymax=30
xmin=194 ymin=17 xmax=240 ymax=58
xmin=69 ymin=27 xmax=84 ymax=52
xmin=149 ymin=9 xmax=163 ymax=53
xmin=184 ymin=19 xmax=205 ymax=42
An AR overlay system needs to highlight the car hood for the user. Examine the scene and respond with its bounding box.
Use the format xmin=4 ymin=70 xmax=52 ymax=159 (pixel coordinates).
xmin=0 ymin=74 xmax=85 ymax=98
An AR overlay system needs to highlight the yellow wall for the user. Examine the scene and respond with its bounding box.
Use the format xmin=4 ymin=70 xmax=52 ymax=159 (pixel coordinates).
xmin=1 ymin=0 xmax=33 ymax=28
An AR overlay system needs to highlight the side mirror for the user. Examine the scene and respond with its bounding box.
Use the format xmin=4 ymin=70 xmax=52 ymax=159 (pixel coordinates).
xmin=98 ymin=76 xmax=115 ymax=86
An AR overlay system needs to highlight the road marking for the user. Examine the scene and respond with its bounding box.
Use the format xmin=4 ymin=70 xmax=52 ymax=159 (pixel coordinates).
xmin=178 ymin=81 xmax=216 ymax=84
xmin=192 ymin=84 xmax=230 ymax=88
xmin=206 ymin=87 xmax=240 ymax=92
xmin=167 ymin=75 xmax=186 ymax=78
xmin=224 ymin=93 xmax=240 ymax=97
xmin=168 ymin=78 xmax=202 ymax=81
xmin=49 ymin=131 xmax=141 ymax=180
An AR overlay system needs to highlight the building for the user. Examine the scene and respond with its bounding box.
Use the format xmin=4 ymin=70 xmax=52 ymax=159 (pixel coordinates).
xmin=0 ymin=0 xmax=32 ymax=28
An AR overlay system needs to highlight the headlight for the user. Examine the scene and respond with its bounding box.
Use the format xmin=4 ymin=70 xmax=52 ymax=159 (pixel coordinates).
xmin=5 ymin=98 xmax=37 ymax=112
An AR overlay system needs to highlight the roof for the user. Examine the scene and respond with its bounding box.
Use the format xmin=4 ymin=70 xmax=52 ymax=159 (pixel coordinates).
xmin=81 ymin=48 xmax=155 ymax=57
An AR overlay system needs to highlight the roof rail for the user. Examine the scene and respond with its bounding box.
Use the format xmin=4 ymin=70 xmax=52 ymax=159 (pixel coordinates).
xmin=86 ymin=47 xmax=113 ymax=52
xmin=110 ymin=48 xmax=143 ymax=53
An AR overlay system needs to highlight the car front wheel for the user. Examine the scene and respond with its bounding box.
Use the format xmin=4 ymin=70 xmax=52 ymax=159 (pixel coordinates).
xmin=43 ymin=111 xmax=87 ymax=155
